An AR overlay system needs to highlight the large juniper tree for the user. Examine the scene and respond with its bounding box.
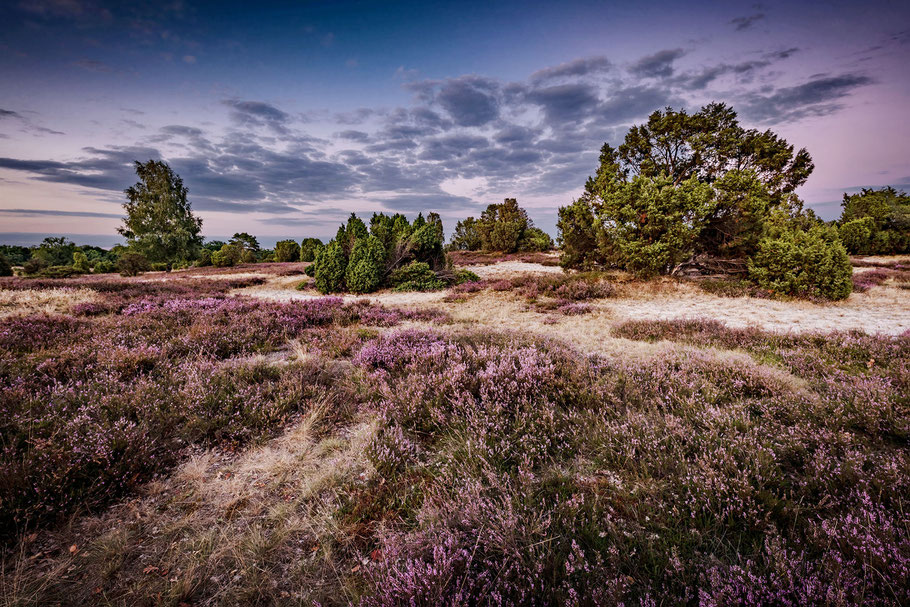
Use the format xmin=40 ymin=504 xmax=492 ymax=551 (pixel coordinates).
xmin=119 ymin=160 xmax=203 ymax=264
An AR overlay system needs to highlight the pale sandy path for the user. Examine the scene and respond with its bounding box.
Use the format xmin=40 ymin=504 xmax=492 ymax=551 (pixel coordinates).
xmin=236 ymin=262 xmax=910 ymax=337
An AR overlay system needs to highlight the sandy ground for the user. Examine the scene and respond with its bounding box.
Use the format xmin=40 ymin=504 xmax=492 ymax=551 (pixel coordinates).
xmin=237 ymin=261 xmax=910 ymax=337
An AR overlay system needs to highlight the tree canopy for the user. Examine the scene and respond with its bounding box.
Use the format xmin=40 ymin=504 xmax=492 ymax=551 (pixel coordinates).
xmin=119 ymin=160 xmax=203 ymax=264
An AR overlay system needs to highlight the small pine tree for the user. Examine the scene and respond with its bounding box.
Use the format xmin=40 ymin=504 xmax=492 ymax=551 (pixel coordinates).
xmin=314 ymin=240 xmax=347 ymax=293
xmin=345 ymin=236 xmax=386 ymax=293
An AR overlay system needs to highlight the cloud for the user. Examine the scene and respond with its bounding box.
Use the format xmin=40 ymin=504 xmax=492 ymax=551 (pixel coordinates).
xmin=530 ymin=56 xmax=611 ymax=84
xmin=0 ymin=109 xmax=22 ymax=119
xmin=629 ymin=48 xmax=686 ymax=78
xmin=435 ymin=76 xmax=500 ymax=127
xmin=377 ymin=191 xmax=480 ymax=213
xmin=742 ymin=73 xmax=873 ymax=122
xmin=0 ymin=208 xmax=122 ymax=219
xmin=526 ymin=83 xmax=601 ymax=124
xmin=731 ymin=13 xmax=765 ymax=31
xmin=222 ymin=100 xmax=291 ymax=134
xmin=336 ymin=130 xmax=370 ymax=142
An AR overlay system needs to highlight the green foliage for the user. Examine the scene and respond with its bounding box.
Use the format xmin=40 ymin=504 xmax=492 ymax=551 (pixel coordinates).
xmin=0 ymin=252 xmax=12 ymax=277
xmin=211 ymin=243 xmax=243 ymax=268
xmin=119 ymin=160 xmax=204 ymax=264
xmin=838 ymin=217 xmax=875 ymax=254
xmin=22 ymin=258 xmax=49 ymax=275
xmin=229 ymin=232 xmax=260 ymax=253
xmin=518 ymin=226 xmax=554 ymax=252
xmin=598 ymin=175 xmax=716 ymax=277
xmin=72 ymin=251 xmax=90 ymax=273
xmin=389 ymin=261 xmax=447 ymax=291
xmin=314 ymin=240 xmax=347 ymax=293
xmin=299 ymin=238 xmax=323 ymax=262
xmin=33 ymin=237 xmax=76 ymax=266
xmin=203 ymin=240 xmax=226 ymax=252
xmin=561 ymin=103 xmax=816 ymax=272
xmin=303 ymin=263 xmax=316 ymax=277
xmin=0 ymin=245 xmax=30 ymax=265
xmin=117 ymin=252 xmax=150 ymax=277
xmin=838 ymin=187 xmax=910 ymax=254
xmin=196 ymin=248 xmax=213 ymax=267
xmin=748 ymin=212 xmax=853 ymax=300
xmin=345 ymin=236 xmax=386 ymax=293
xmin=240 ymin=249 xmax=257 ymax=264
xmin=93 ymin=260 xmax=116 ymax=274
xmin=448 ymin=216 xmax=482 ymax=251
xmin=453 ymin=268 xmax=480 ymax=284
xmin=336 ymin=213 xmax=369 ymax=256
xmin=274 ymin=239 xmax=301 ymax=263
xmin=150 ymin=262 xmax=170 ymax=272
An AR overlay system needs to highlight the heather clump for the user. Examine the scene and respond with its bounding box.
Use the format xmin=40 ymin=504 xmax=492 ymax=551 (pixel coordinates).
xmin=346 ymin=328 xmax=910 ymax=604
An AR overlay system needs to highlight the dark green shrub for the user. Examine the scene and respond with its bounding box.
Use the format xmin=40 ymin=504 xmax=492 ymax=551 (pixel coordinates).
xmin=448 ymin=217 xmax=482 ymax=251
xmin=838 ymin=187 xmax=910 ymax=254
xmin=748 ymin=214 xmax=852 ymax=300
xmin=557 ymin=196 xmax=610 ymax=270
xmin=390 ymin=261 xmax=447 ymax=291
xmin=345 ymin=236 xmax=386 ymax=293
xmin=196 ymin=248 xmax=213 ymax=267
xmin=93 ymin=260 xmax=116 ymax=274
xmin=22 ymin=258 xmax=49 ymax=275
xmin=303 ymin=263 xmax=316 ymax=277
xmin=275 ymin=239 xmax=301 ymax=262
xmin=0 ymin=252 xmax=14 ymax=276
xmin=300 ymin=238 xmax=323 ymax=262
xmin=240 ymin=249 xmax=257 ymax=264
xmin=118 ymin=252 xmax=150 ymax=276
xmin=150 ymin=262 xmax=170 ymax=272
xmin=453 ymin=268 xmax=480 ymax=284
xmin=518 ymin=226 xmax=554 ymax=252
xmin=314 ymin=240 xmax=347 ymax=293
xmin=212 ymin=243 xmax=242 ymax=267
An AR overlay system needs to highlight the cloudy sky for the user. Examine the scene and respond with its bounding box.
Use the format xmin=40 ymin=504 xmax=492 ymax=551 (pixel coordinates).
xmin=1 ymin=0 xmax=908 ymax=246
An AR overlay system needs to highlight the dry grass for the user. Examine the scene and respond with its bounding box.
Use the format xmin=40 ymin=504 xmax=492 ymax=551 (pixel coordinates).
xmin=1 ymin=394 xmax=378 ymax=606
xmin=0 ymin=287 xmax=98 ymax=319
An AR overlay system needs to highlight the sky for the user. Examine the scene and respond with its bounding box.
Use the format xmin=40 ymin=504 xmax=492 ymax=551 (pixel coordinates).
xmin=0 ymin=0 xmax=908 ymax=247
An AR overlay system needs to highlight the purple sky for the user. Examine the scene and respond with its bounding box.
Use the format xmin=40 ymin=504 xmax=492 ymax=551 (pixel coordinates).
xmin=1 ymin=0 xmax=908 ymax=246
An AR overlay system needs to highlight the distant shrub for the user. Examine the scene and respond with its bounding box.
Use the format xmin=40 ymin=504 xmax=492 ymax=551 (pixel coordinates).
xmin=196 ymin=248 xmax=213 ymax=267
xmin=748 ymin=215 xmax=852 ymax=300
xmin=518 ymin=226 xmax=554 ymax=252
xmin=212 ymin=243 xmax=242 ymax=267
xmin=314 ymin=240 xmax=347 ymax=293
xmin=240 ymin=248 xmax=257 ymax=264
xmin=118 ymin=252 xmax=151 ymax=276
xmin=72 ymin=251 xmax=90 ymax=273
xmin=150 ymin=262 xmax=170 ymax=272
xmin=838 ymin=186 xmax=910 ymax=254
xmin=22 ymin=258 xmax=49 ymax=275
xmin=0 ymin=252 xmax=13 ymax=277
xmin=275 ymin=239 xmax=301 ymax=263
xmin=346 ymin=236 xmax=386 ymax=294
xmin=390 ymin=261 xmax=446 ymax=291
xmin=300 ymin=238 xmax=323 ymax=262
xmin=838 ymin=216 xmax=875 ymax=254
xmin=93 ymin=260 xmax=116 ymax=274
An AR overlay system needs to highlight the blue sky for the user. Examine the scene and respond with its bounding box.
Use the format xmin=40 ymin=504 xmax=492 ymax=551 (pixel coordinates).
xmin=1 ymin=0 xmax=909 ymax=246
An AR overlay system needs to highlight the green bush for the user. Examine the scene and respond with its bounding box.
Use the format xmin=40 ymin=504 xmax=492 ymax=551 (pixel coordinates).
xmin=838 ymin=217 xmax=875 ymax=254
xmin=118 ymin=252 xmax=150 ymax=277
xmin=303 ymin=263 xmax=316 ymax=277
xmin=0 ymin=252 xmax=12 ymax=277
xmin=345 ymin=236 xmax=386 ymax=293
xmin=390 ymin=261 xmax=447 ymax=291
xmin=72 ymin=251 xmax=91 ymax=273
xmin=150 ymin=262 xmax=170 ymax=272
xmin=212 ymin=243 xmax=242 ymax=267
xmin=93 ymin=260 xmax=116 ymax=274
xmin=274 ymin=239 xmax=301 ymax=263
xmin=453 ymin=268 xmax=480 ymax=284
xmin=300 ymin=238 xmax=323 ymax=262
xmin=196 ymin=248 xmax=213 ymax=267
xmin=314 ymin=240 xmax=347 ymax=293
xmin=748 ymin=215 xmax=852 ymax=300
xmin=518 ymin=226 xmax=554 ymax=252
xmin=448 ymin=217 xmax=482 ymax=251
xmin=22 ymin=258 xmax=49 ymax=275
xmin=240 ymin=249 xmax=257 ymax=264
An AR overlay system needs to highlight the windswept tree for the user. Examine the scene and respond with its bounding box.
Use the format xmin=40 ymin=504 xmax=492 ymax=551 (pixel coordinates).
xmin=119 ymin=160 xmax=203 ymax=264
xmin=559 ymin=103 xmax=818 ymax=273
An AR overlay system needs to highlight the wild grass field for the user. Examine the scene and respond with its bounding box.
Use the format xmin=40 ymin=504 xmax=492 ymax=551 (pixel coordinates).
xmin=1 ymin=257 xmax=909 ymax=605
